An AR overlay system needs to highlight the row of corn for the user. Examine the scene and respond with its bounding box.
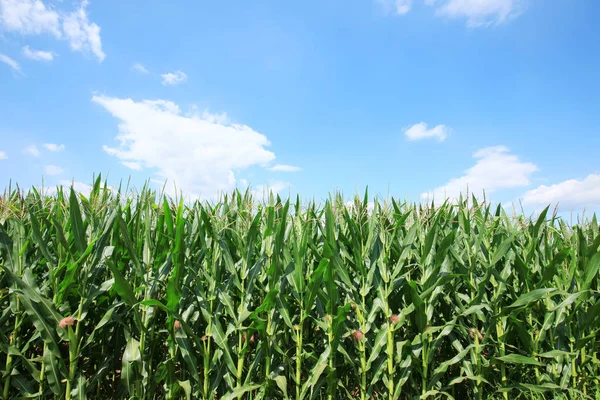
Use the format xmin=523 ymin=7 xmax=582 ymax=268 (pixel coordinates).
xmin=1 ymin=177 xmax=599 ymax=399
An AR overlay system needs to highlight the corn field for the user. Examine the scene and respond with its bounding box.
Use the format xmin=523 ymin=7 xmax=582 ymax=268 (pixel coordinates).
xmin=1 ymin=178 xmax=599 ymax=399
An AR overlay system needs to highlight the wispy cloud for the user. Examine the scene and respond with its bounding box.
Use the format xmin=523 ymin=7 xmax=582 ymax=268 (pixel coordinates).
xmin=0 ymin=151 xmax=7 ymax=160
xmin=0 ymin=0 xmax=105 ymax=61
xmin=268 ymin=164 xmax=302 ymax=172
xmin=122 ymin=161 xmax=142 ymax=171
xmin=24 ymin=145 xmax=40 ymax=157
xmin=429 ymin=0 xmax=523 ymax=27
xmin=22 ymin=45 xmax=55 ymax=61
xmin=161 ymin=71 xmax=187 ymax=85
xmin=43 ymin=143 xmax=65 ymax=152
xmin=62 ymin=0 xmax=105 ymax=61
xmin=404 ymin=122 xmax=449 ymax=142
xmin=377 ymin=0 xmax=413 ymax=15
xmin=132 ymin=63 xmax=149 ymax=74
xmin=0 ymin=0 xmax=61 ymax=36
xmin=0 ymin=53 xmax=21 ymax=73
xmin=376 ymin=0 xmax=525 ymax=25
xmin=44 ymin=164 xmax=64 ymax=175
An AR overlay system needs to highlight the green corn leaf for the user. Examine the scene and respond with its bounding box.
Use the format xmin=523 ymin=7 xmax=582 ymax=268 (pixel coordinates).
xmin=300 ymin=345 xmax=330 ymax=399
xmin=490 ymin=236 xmax=513 ymax=266
xmin=43 ymin=347 xmax=64 ymax=396
xmin=366 ymin=325 xmax=388 ymax=370
xmin=408 ymin=281 xmax=427 ymax=333
xmin=174 ymin=329 xmax=200 ymax=382
xmin=210 ymin=318 xmax=237 ymax=376
xmin=533 ymin=206 xmax=550 ymax=238
xmin=582 ymin=253 xmax=600 ymax=291
xmin=421 ymin=216 xmax=438 ymax=265
xmin=434 ymin=230 xmax=456 ymax=268
xmin=507 ymin=288 xmax=556 ymax=310
xmin=273 ymin=375 xmax=288 ymax=399
xmin=178 ymin=380 xmax=192 ymax=400
xmin=221 ymin=384 xmax=261 ymax=400
xmin=69 ymin=188 xmax=87 ymax=254
xmin=121 ymin=337 xmax=141 ymax=396
xmin=9 ymin=374 xmax=38 ymax=398
xmin=71 ymin=374 xmax=88 ymax=400
xmin=493 ymin=354 xmax=544 ymax=366
xmin=29 ymin=209 xmax=57 ymax=265
xmin=537 ymin=350 xmax=576 ymax=358
xmin=117 ymin=213 xmax=142 ymax=274
xmin=107 ymin=258 xmax=136 ymax=307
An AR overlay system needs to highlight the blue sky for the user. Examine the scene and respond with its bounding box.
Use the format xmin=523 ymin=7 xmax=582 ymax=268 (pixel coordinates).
xmin=1 ymin=0 xmax=599 ymax=213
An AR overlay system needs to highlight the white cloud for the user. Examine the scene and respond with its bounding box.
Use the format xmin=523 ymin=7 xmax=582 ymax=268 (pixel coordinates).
xmin=62 ymin=0 xmax=104 ymax=61
xmin=521 ymin=174 xmax=600 ymax=211
xmin=199 ymin=109 xmax=229 ymax=124
xmin=67 ymin=180 xmax=92 ymax=197
xmin=377 ymin=0 xmax=412 ymax=15
xmin=46 ymin=180 xmax=92 ymax=197
xmin=346 ymin=200 xmax=375 ymax=212
xmin=251 ymin=181 xmax=290 ymax=200
xmin=161 ymin=71 xmax=187 ymax=85
xmin=24 ymin=145 xmax=40 ymax=157
xmin=92 ymin=95 xmax=277 ymax=199
xmin=43 ymin=143 xmax=65 ymax=152
xmin=269 ymin=164 xmax=302 ymax=172
xmin=0 ymin=0 xmax=61 ymax=36
xmin=121 ymin=161 xmax=142 ymax=171
xmin=404 ymin=122 xmax=449 ymax=141
xmin=0 ymin=0 xmax=104 ymax=61
xmin=423 ymin=145 xmax=537 ymax=202
xmin=22 ymin=45 xmax=54 ymax=61
xmin=44 ymin=164 xmax=63 ymax=175
xmin=395 ymin=0 xmax=412 ymax=14
xmin=430 ymin=0 xmax=522 ymax=27
xmin=0 ymin=151 xmax=7 ymax=160
xmin=132 ymin=63 xmax=149 ymax=74
xmin=0 ymin=53 xmax=20 ymax=73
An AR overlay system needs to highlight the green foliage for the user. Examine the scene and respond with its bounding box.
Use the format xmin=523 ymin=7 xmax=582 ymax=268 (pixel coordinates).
xmin=0 ymin=180 xmax=599 ymax=399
